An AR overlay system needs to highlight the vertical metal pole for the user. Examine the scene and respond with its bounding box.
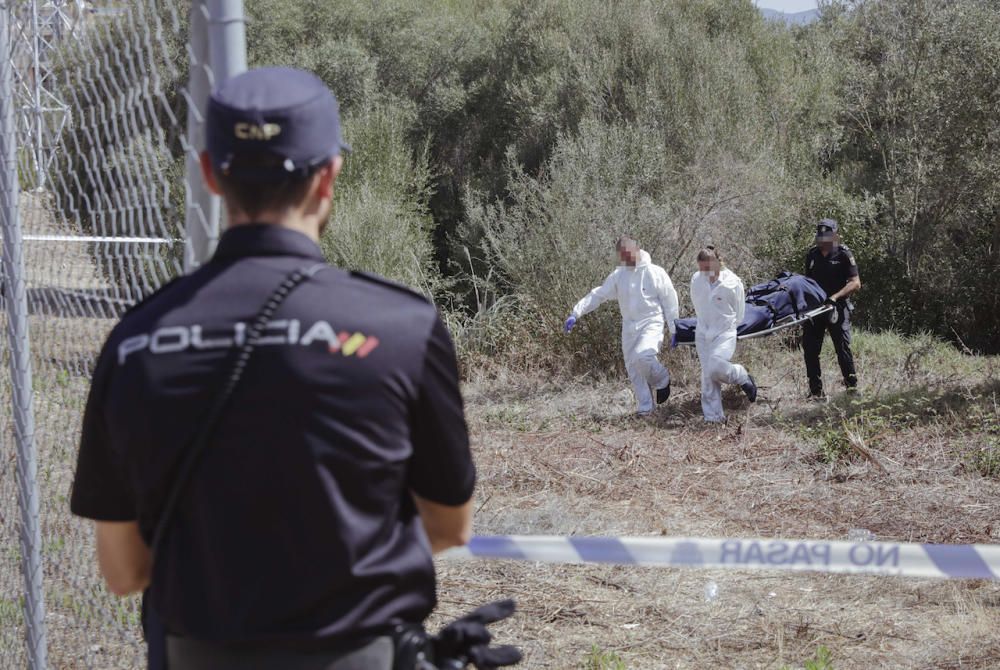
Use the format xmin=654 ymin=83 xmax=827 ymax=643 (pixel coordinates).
xmin=183 ymin=1 xmax=219 ymax=271
xmin=206 ymin=0 xmax=247 ymax=258
xmin=29 ymin=0 xmax=45 ymax=189
xmin=207 ymin=0 xmax=247 ymax=84
xmin=184 ymin=0 xmax=247 ymax=272
xmin=0 ymin=4 xmax=49 ymax=669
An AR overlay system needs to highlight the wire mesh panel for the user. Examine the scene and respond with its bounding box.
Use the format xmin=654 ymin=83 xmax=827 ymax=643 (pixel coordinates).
xmin=0 ymin=1 xmax=220 ymax=667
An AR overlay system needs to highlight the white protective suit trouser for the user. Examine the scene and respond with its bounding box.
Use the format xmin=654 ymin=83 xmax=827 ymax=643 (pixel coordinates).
xmin=695 ymin=330 xmax=749 ymax=423
xmin=623 ymin=319 xmax=671 ymax=414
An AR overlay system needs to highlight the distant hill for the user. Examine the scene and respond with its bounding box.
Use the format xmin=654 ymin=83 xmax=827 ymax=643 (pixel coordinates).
xmin=759 ymin=8 xmax=821 ymax=25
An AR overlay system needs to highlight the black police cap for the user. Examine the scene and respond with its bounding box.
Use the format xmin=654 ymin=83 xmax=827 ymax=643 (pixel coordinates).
xmin=816 ymin=218 xmax=839 ymax=234
xmin=206 ymin=67 xmax=350 ymax=181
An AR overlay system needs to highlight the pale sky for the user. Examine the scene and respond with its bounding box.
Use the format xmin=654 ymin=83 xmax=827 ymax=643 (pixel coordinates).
xmin=754 ymin=0 xmax=819 ymax=12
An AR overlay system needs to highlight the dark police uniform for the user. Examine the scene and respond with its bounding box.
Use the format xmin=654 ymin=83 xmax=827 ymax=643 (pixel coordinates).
xmin=803 ymin=241 xmax=859 ymax=395
xmin=69 ymin=66 xmax=476 ymax=669
xmin=70 ymin=224 xmax=474 ymax=657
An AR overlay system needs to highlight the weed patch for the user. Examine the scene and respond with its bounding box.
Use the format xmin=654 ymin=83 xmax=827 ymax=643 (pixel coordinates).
xmin=958 ymin=403 xmax=1000 ymax=479
xmin=798 ymin=409 xmax=892 ymax=464
xmin=586 ymin=645 xmax=627 ymax=670
xmin=967 ymin=446 xmax=1000 ymax=479
xmin=782 ymin=645 xmax=835 ymax=670
xmin=0 ymin=597 xmax=22 ymax=627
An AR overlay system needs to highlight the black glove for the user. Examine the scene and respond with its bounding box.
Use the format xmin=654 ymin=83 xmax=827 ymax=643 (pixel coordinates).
xmin=432 ymin=599 xmax=522 ymax=670
xmin=823 ymin=297 xmax=836 ymax=306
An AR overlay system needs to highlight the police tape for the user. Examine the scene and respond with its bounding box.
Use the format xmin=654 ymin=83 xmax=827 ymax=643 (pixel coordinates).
xmin=443 ymin=535 xmax=1000 ymax=581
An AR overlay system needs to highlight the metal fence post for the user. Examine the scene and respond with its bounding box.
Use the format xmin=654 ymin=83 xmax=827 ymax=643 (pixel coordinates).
xmin=183 ymin=0 xmax=246 ymax=272
xmin=207 ymin=0 xmax=247 ymax=85
xmin=0 ymin=3 xmax=50 ymax=669
xmin=183 ymin=0 xmax=218 ymax=271
xmin=29 ymin=0 xmax=46 ymax=189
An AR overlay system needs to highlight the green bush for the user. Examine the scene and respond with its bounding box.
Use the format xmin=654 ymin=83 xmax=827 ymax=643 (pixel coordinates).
xmin=45 ymin=0 xmax=1000 ymax=370
xmin=454 ymin=0 xmax=835 ymax=373
xmin=825 ymin=0 xmax=1000 ymax=351
xmin=321 ymin=103 xmax=441 ymax=295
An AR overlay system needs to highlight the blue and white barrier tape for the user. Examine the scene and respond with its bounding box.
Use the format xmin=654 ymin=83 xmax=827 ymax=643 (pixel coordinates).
xmin=444 ymin=536 xmax=1000 ymax=581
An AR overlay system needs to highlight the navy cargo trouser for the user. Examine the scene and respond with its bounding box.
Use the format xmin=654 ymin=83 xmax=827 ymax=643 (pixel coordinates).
xmin=165 ymin=635 xmax=393 ymax=670
xmin=802 ymin=304 xmax=857 ymax=395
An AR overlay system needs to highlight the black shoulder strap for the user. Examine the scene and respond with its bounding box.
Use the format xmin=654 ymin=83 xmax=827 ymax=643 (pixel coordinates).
xmin=150 ymin=263 xmax=325 ymax=559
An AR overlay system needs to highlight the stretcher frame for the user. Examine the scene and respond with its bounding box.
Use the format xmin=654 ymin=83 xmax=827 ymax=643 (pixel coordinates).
xmin=675 ymin=304 xmax=834 ymax=345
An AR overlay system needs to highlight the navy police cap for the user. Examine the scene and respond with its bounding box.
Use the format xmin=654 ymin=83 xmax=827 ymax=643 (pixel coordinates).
xmin=816 ymin=218 xmax=839 ymax=234
xmin=206 ymin=67 xmax=350 ymax=181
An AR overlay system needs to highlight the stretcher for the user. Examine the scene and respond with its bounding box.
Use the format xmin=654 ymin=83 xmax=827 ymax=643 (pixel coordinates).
xmin=732 ymin=303 xmax=833 ymax=341
xmin=673 ymin=271 xmax=835 ymax=345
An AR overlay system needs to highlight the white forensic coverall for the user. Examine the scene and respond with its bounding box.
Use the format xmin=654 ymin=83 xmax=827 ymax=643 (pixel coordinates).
xmin=690 ymin=268 xmax=750 ymax=423
xmin=571 ymin=250 xmax=679 ymax=414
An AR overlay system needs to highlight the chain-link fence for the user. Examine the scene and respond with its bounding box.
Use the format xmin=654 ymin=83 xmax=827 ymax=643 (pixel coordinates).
xmin=1 ymin=1 xmax=245 ymax=667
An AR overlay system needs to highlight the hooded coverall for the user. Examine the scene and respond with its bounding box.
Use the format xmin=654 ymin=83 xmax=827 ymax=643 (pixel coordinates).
xmin=690 ymin=267 xmax=750 ymax=423
xmin=571 ymin=250 xmax=679 ymax=414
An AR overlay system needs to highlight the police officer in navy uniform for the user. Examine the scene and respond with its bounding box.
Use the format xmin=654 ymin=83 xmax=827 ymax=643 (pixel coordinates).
xmin=69 ymin=68 xmax=486 ymax=669
xmin=802 ymin=218 xmax=862 ymax=398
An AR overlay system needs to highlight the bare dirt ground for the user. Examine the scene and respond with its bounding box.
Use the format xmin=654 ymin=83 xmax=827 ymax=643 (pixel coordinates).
xmin=432 ymin=333 xmax=1000 ymax=669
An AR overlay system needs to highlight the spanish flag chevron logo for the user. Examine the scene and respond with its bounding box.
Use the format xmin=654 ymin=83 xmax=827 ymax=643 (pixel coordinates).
xmin=330 ymin=332 xmax=380 ymax=357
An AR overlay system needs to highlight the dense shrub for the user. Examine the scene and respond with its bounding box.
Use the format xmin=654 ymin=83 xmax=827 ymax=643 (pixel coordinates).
xmin=824 ymin=0 xmax=1000 ymax=350
xmin=321 ymin=104 xmax=441 ymax=295
xmin=454 ymin=0 xmax=839 ymax=372
xmin=50 ymin=0 xmax=1000 ymax=367
xmin=465 ymin=117 xmax=792 ymax=372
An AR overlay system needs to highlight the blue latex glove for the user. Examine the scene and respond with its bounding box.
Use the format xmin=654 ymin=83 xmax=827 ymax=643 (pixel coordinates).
xmin=564 ymin=315 xmax=577 ymax=333
xmin=670 ymin=332 xmax=678 ymax=349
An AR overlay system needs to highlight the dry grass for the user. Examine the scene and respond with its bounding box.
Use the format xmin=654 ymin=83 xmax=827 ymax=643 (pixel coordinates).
xmin=5 ymin=215 xmax=1000 ymax=669
xmin=0 ymin=193 xmax=145 ymax=669
xmin=430 ymin=332 xmax=1000 ymax=669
